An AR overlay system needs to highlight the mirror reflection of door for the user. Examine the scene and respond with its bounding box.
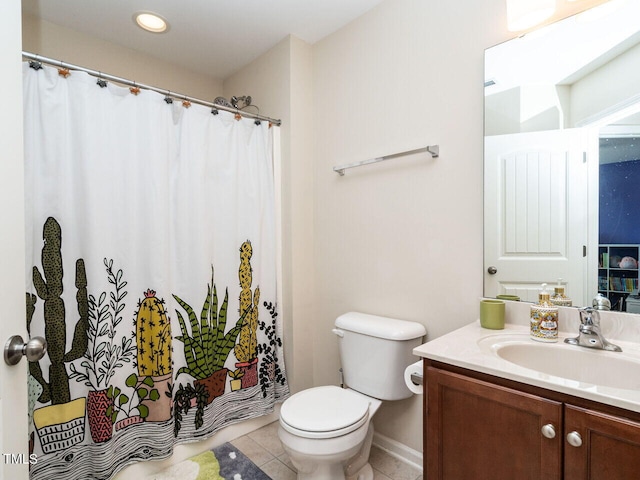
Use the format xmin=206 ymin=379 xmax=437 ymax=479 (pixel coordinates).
xmin=484 ymin=129 xmax=589 ymax=304
xmin=484 ymin=1 xmax=640 ymax=308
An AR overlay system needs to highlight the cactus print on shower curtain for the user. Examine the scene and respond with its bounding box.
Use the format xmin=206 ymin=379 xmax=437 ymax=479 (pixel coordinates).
xmin=135 ymin=290 xmax=172 ymax=377
xmin=234 ymin=241 xmax=260 ymax=388
xmin=28 ymin=217 xmax=89 ymax=455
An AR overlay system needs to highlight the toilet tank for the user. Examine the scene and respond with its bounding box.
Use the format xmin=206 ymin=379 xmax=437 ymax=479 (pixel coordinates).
xmin=333 ymin=312 xmax=426 ymax=401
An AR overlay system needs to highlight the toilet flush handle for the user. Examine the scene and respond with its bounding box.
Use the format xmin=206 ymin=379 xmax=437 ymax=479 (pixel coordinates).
xmin=332 ymin=328 xmax=344 ymax=337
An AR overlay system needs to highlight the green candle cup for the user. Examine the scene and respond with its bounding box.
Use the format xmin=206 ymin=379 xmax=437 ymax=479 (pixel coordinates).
xmin=480 ymin=299 xmax=505 ymax=330
xmin=496 ymin=294 xmax=520 ymax=302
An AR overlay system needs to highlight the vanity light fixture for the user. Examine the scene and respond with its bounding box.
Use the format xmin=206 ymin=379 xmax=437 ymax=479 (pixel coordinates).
xmin=506 ymin=0 xmax=556 ymax=31
xmin=134 ymin=12 xmax=169 ymax=33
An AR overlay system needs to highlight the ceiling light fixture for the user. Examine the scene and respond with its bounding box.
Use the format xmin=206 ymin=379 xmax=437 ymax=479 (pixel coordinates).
xmin=506 ymin=0 xmax=556 ymax=31
xmin=134 ymin=12 xmax=169 ymax=33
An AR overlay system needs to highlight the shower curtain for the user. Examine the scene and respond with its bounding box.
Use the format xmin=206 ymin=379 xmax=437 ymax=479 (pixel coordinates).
xmin=22 ymin=63 xmax=288 ymax=480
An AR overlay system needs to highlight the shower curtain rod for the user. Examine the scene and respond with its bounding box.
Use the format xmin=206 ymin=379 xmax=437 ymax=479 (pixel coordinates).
xmin=22 ymin=51 xmax=282 ymax=126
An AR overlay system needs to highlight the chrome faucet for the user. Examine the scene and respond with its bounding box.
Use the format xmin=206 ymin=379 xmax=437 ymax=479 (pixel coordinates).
xmin=564 ymin=307 xmax=622 ymax=352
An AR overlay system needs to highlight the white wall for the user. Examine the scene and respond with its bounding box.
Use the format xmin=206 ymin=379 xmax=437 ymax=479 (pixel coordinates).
xmin=312 ymin=0 xmax=510 ymax=451
xmin=570 ymin=42 xmax=640 ymax=126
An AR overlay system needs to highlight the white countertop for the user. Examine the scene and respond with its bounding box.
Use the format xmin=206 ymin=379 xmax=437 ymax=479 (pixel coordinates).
xmin=413 ymin=310 xmax=640 ymax=414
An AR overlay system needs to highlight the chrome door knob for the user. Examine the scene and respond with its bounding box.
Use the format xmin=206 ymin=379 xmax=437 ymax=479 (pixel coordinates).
xmin=541 ymin=424 xmax=556 ymax=439
xmin=4 ymin=335 xmax=47 ymax=366
xmin=567 ymin=431 xmax=583 ymax=447
xmin=487 ymin=266 xmax=498 ymax=275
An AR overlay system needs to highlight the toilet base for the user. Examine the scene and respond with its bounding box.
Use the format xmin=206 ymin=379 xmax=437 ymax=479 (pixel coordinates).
xmin=345 ymin=419 xmax=374 ymax=478
xmin=346 ymin=463 xmax=373 ymax=480
xmin=279 ymin=420 xmax=376 ymax=480
xmin=294 ymin=462 xmax=373 ymax=480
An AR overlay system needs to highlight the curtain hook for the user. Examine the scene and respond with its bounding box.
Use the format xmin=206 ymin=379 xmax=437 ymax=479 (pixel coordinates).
xmin=130 ymin=81 xmax=140 ymax=96
xmin=182 ymin=95 xmax=191 ymax=109
xmin=57 ymin=60 xmax=70 ymax=78
xmin=29 ymin=55 xmax=43 ymax=71
xmin=96 ymin=72 xmax=107 ymax=88
xmin=164 ymin=91 xmax=173 ymax=104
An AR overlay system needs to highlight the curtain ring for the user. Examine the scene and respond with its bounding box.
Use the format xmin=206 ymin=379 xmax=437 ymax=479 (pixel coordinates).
xmin=96 ymin=72 xmax=107 ymax=88
xmin=57 ymin=60 xmax=70 ymax=78
xmin=130 ymin=81 xmax=140 ymax=96
xmin=29 ymin=55 xmax=43 ymax=71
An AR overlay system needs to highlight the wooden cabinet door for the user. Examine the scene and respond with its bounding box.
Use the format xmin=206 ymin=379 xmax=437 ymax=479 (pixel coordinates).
xmin=565 ymin=404 xmax=640 ymax=479
xmin=426 ymin=367 xmax=562 ymax=480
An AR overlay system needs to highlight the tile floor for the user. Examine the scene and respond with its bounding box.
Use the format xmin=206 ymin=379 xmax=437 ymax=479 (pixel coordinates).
xmin=231 ymin=421 xmax=423 ymax=480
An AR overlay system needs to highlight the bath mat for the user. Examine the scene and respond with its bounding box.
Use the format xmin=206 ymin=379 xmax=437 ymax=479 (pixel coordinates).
xmin=146 ymin=442 xmax=271 ymax=480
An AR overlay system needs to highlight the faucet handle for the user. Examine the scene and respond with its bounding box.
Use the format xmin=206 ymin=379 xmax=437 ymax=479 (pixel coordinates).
xmin=579 ymin=307 xmax=600 ymax=326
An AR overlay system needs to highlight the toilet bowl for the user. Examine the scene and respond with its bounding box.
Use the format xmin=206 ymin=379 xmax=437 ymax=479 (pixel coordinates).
xmin=278 ymin=312 xmax=427 ymax=480
xmin=278 ymin=386 xmax=382 ymax=480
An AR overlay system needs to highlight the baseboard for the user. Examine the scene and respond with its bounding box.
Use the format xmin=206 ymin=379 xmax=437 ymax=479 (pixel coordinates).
xmin=372 ymin=431 xmax=423 ymax=472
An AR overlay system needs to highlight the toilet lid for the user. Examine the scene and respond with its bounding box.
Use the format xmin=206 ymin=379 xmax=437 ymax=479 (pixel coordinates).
xmin=280 ymin=386 xmax=370 ymax=436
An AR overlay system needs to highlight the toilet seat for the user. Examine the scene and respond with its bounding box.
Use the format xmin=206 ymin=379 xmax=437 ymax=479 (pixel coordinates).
xmin=280 ymin=386 xmax=370 ymax=439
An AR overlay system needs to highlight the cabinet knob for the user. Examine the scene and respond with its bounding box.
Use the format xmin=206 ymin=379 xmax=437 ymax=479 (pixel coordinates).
xmin=541 ymin=423 xmax=556 ymax=439
xmin=567 ymin=431 xmax=583 ymax=447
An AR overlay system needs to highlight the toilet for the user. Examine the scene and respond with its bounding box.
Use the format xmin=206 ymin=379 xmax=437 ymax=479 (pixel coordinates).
xmin=278 ymin=312 xmax=426 ymax=480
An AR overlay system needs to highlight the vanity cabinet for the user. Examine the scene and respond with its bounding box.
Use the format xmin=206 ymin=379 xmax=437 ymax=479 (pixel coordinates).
xmin=564 ymin=404 xmax=640 ymax=479
xmin=425 ymin=364 xmax=640 ymax=480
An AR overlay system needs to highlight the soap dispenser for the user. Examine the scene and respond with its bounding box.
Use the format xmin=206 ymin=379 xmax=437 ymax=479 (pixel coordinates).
xmin=550 ymin=278 xmax=572 ymax=307
xmin=530 ymin=283 xmax=558 ymax=343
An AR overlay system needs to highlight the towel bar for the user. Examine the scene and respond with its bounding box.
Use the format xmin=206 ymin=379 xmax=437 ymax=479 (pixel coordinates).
xmin=333 ymin=145 xmax=439 ymax=176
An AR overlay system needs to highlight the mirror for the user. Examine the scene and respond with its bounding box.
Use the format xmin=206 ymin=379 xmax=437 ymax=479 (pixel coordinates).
xmin=484 ymin=0 xmax=640 ymax=310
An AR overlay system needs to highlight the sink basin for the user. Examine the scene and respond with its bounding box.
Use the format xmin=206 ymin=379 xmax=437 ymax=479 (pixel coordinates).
xmin=477 ymin=334 xmax=640 ymax=390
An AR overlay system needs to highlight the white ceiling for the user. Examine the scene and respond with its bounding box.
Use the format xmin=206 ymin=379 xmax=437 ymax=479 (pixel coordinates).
xmin=22 ymin=0 xmax=385 ymax=80
xmin=485 ymin=0 xmax=640 ymax=94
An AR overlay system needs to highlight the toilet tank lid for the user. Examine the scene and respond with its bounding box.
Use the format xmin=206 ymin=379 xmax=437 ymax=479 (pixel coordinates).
xmin=335 ymin=312 xmax=426 ymax=340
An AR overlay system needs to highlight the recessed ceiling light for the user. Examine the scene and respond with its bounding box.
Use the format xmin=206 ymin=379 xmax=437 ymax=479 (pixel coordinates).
xmin=134 ymin=12 xmax=169 ymax=33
